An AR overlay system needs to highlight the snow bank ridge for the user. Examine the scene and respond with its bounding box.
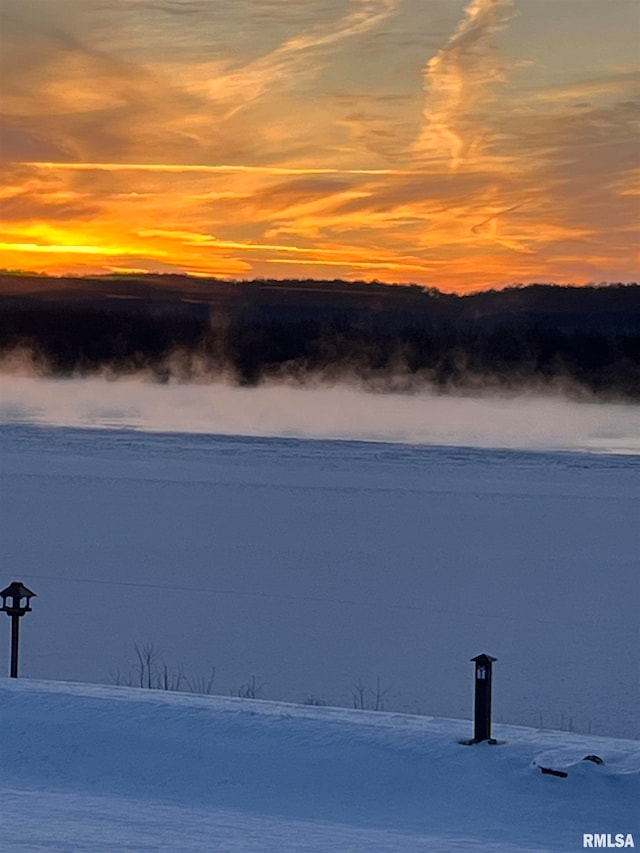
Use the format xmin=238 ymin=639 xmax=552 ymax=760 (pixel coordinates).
xmin=1 ymin=679 xmax=638 ymax=852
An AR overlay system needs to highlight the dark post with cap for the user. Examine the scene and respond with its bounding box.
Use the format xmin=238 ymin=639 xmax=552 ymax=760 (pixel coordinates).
xmin=1 ymin=581 xmax=36 ymax=678
xmin=471 ymin=653 xmax=497 ymax=742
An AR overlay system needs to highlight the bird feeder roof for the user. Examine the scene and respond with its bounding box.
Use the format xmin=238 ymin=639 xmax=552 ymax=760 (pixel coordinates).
xmin=0 ymin=581 xmax=36 ymax=599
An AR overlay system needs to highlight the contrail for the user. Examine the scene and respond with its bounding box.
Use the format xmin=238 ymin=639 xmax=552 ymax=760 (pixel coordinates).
xmin=24 ymin=161 xmax=417 ymax=177
xmin=414 ymin=0 xmax=516 ymax=170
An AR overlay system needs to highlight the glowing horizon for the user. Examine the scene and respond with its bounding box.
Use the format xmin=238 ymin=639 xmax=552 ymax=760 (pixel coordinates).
xmin=1 ymin=0 xmax=638 ymax=292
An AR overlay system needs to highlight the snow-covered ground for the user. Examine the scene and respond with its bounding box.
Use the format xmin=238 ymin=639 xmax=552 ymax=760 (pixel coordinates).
xmin=1 ymin=378 xmax=638 ymax=849
xmin=2 ymin=679 xmax=638 ymax=852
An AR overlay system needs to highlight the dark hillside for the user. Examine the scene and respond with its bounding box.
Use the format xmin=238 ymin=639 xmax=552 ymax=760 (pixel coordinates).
xmin=1 ymin=275 xmax=638 ymax=400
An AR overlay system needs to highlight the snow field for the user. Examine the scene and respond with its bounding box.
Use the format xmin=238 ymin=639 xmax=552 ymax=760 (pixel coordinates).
xmin=1 ymin=679 xmax=638 ymax=852
xmin=1 ymin=425 xmax=638 ymax=738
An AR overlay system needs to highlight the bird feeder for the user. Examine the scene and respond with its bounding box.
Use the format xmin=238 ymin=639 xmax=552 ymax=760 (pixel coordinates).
xmin=1 ymin=581 xmax=36 ymax=678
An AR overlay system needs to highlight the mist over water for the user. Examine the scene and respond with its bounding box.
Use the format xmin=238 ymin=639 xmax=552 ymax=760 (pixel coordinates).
xmin=1 ymin=374 xmax=638 ymax=454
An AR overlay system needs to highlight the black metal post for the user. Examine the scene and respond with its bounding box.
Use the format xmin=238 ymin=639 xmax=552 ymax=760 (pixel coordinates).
xmin=471 ymin=653 xmax=497 ymax=742
xmin=10 ymin=613 xmax=20 ymax=678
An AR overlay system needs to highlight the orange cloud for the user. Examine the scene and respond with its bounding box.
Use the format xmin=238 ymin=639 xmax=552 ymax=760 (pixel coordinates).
xmin=0 ymin=0 xmax=638 ymax=290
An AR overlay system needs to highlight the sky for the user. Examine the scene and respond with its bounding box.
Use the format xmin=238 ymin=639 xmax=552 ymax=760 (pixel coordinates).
xmin=0 ymin=0 xmax=638 ymax=291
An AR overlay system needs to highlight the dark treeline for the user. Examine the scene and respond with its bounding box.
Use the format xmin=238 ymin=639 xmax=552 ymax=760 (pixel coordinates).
xmin=1 ymin=274 xmax=639 ymax=400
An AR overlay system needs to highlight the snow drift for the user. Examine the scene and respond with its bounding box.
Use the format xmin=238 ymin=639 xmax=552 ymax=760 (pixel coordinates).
xmin=1 ymin=679 xmax=638 ymax=852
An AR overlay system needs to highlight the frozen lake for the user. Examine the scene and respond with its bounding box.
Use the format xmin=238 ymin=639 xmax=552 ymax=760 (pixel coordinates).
xmin=1 ymin=422 xmax=638 ymax=739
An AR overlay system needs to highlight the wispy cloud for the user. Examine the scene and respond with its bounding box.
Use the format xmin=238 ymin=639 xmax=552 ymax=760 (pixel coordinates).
xmin=413 ymin=0 xmax=517 ymax=170
xmin=163 ymin=1 xmax=401 ymax=123
xmin=530 ymin=70 xmax=640 ymax=104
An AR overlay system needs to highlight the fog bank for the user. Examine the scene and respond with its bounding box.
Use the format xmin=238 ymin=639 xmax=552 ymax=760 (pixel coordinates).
xmin=1 ymin=375 xmax=638 ymax=454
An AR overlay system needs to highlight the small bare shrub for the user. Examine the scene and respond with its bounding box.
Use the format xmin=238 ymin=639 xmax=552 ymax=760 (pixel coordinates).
xmin=236 ymin=675 xmax=265 ymax=700
xmin=351 ymin=676 xmax=390 ymax=711
xmin=185 ymin=667 xmax=217 ymax=695
xmin=111 ymin=643 xmax=215 ymax=696
xmin=303 ymin=695 xmax=327 ymax=707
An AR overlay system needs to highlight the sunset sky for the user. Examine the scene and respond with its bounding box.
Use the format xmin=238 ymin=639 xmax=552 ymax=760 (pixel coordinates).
xmin=1 ymin=0 xmax=638 ymax=291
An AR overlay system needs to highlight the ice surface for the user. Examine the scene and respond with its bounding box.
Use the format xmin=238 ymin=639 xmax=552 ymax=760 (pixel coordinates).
xmin=1 ymin=423 xmax=638 ymax=738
